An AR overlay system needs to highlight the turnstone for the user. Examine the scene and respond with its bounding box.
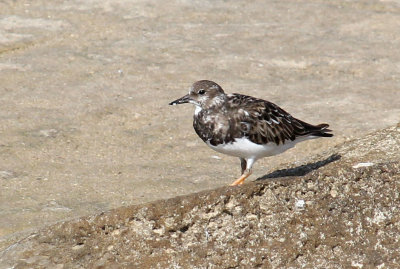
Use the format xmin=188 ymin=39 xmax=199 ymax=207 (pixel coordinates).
xmin=169 ymin=80 xmax=333 ymax=186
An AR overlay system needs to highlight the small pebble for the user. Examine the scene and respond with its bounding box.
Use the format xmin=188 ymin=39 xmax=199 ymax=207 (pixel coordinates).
xmin=352 ymin=162 xmax=374 ymax=169
xmin=295 ymin=199 xmax=305 ymax=209
xmin=0 ymin=170 xmax=15 ymax=179
xmin=39 ymin=129 xmax=58 ymax=138
xmin=72 ymin=244 xmax=84 ymax=251
xmin=330 ymin=189 xmax=338 ymax=198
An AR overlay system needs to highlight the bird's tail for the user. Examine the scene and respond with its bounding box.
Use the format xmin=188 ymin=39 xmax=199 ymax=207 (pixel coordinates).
xmin=298 ymin=120 xmax=333 ymax=137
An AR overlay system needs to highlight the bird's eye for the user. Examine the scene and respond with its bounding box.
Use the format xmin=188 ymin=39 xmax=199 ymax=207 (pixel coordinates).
xmin=198 ymin=89 xmax=205 ymax=95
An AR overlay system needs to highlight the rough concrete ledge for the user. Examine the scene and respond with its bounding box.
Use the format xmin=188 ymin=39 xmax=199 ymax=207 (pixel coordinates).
xmin=1 ymin=123 xmax=399 ymax=268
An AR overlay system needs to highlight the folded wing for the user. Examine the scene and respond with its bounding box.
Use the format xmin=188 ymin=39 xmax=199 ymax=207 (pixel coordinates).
xmin=227 ymin=94 xmax=333 ymax=145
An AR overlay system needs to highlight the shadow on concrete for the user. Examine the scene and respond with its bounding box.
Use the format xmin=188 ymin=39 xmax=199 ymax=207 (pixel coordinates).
xmin=256 ymin=154 xmax=341 ymax=181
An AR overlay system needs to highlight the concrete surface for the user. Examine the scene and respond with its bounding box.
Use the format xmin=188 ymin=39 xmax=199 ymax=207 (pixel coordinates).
xmin=1 ymin=0 xmax=400 ymax=252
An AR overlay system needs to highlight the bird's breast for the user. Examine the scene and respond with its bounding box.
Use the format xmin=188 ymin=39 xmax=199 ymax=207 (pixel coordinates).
xmin=193 ymin=112 xmax=232 ymax=146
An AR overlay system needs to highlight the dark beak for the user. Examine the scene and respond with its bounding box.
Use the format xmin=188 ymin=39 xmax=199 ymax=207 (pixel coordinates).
xmin=169 ymin=94 xmax=191 ymax=105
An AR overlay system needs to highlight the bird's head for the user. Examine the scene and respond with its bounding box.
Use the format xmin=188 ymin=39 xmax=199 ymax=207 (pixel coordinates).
xmin=169 ymin=80 xmax=226 ymax=109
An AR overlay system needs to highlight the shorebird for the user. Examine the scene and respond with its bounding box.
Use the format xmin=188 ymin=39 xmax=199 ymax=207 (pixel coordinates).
xmin=169 ymin=80 xmax=333 ymax=186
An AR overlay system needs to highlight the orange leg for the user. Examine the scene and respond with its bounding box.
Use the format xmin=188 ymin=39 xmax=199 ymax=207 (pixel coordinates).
xmin=230 ymin=170 xmax=252 ymax=186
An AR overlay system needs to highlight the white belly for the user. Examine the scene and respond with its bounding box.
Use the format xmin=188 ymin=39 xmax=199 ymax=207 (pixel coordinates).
xmin=206 ymin=137 xmax=312 ymax=159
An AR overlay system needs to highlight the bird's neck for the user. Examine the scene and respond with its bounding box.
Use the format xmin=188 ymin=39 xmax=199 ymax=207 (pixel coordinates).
xmin=205 ymin=94 xmax=227 ymax=110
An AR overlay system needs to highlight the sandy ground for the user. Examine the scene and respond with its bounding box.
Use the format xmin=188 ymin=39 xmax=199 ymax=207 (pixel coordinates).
xmin=1 ymin=0 xmax=399 ymax=248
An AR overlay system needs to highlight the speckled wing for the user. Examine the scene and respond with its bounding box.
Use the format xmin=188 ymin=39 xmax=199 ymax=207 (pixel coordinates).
xmin=227 ymin=94 xmax=332 ymax=145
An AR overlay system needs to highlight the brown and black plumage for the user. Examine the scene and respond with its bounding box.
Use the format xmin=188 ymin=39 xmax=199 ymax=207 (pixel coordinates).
xmin=170 ymin=80 xmax=333 ymax=185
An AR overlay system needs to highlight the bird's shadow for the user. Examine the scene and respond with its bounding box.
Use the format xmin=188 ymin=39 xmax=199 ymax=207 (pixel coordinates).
xmin=256 ymin=154 xmax=341 ymax=181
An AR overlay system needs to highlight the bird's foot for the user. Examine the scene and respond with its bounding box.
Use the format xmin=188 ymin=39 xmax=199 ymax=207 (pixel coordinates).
xmin=230 ymin=171 xmax=252 ymax=186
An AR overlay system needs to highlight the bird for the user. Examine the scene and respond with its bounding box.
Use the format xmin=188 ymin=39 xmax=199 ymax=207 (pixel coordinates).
xmin=169 ymin=80 xmax=333 ymax=186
